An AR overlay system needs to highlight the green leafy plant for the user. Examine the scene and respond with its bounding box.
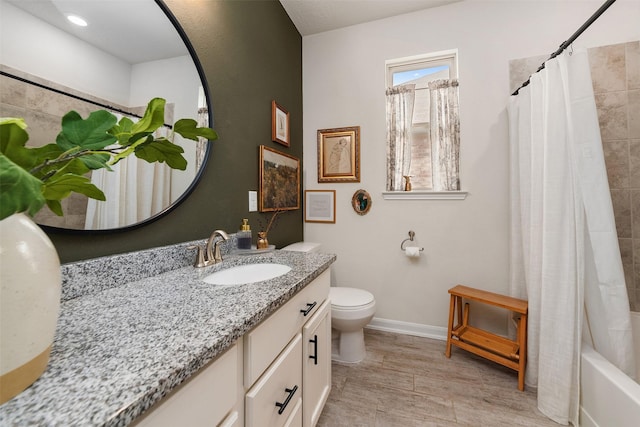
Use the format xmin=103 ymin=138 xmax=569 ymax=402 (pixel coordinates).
xmin=0 ymin=98 xmax=217 ymax=221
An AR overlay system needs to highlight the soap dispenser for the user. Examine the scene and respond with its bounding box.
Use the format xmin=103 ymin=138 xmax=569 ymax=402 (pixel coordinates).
xmin=237 ymin=219 xmax=252 ymax=250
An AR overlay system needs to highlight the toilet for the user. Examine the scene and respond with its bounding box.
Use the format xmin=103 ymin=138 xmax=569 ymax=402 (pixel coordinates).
xmin=283 ymin=242 xmax=376 ymax=363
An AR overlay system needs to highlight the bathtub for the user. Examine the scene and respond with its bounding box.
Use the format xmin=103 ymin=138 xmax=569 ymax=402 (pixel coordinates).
xmin=580 ymin=311 xmax=640 ymax=427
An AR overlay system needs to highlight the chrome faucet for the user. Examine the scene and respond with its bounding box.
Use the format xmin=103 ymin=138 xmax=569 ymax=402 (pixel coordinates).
xmin=189 ymin=229 xmax=230 ymax=268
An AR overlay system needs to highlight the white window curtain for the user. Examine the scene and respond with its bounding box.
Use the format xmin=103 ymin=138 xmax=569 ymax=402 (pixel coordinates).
xmin=385 ymin=84 xmax=415 ymax=191
xmin=508 ymin=49 xmax=635 ymax=425
xmin=429 ymin=79 xmax=460 ymax=191
xmin=85 ymin=118 xmax=172 ymax=229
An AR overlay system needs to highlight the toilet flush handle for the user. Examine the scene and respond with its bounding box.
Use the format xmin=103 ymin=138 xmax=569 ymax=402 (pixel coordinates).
xmin=300 ymin=301 xmax=317 ymax=316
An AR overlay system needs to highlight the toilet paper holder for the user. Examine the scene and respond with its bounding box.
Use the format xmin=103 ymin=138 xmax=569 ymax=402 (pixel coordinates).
xmin=400 ymin=230 xmax=424 ymax=251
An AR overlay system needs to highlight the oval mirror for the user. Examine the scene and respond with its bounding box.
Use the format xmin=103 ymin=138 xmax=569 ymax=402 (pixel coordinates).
xmin=0 ymin=0 xmax=212 ymax=233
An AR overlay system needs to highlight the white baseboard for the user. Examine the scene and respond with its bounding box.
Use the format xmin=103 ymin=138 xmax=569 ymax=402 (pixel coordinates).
xmin=365 ymin=317 xmax=448 ymax=341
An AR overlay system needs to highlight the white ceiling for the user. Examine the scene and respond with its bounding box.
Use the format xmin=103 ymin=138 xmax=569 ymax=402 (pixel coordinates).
xmin=279 ymin=0 xmax=463 ymax=36
xmin=5 ymin=0 xmax=463 ymax=65
xmin=4 ymin=0 xmax=187 ymax=64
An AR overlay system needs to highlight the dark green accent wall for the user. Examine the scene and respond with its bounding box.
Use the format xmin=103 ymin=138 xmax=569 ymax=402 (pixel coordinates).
xmin=46 ymin=0 xmax=303 ymax=263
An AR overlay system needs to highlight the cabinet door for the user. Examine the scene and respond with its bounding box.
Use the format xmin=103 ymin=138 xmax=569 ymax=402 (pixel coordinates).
xmin=246 ymin=334 xmax=302 ymax=427
xmin=133 ymin=343 xmax=239 ymax=427
xmin=302 ymin=300 xmax=331 ymax=427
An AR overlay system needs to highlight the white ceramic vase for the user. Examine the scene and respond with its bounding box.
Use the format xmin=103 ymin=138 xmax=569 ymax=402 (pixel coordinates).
xmin=0 ymin=213 xmax=61 ymax=404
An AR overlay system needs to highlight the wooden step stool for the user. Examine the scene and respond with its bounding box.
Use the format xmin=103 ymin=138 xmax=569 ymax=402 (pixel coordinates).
xmin=445 ymin=285 xmax=528 ymax=391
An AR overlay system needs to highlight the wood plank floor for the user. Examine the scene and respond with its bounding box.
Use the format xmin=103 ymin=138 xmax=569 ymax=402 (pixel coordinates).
xmin=317 ymin=329 xmax=559 ymax=426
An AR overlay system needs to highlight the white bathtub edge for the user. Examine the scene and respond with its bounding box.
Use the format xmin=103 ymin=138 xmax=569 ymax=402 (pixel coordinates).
xmin=580 ymin=343 xmax=640 ymax=427
xmin=579 ymin=407 xmax=597 ymax=427
xmin=633 ymin=311 xmax=640 ymax=380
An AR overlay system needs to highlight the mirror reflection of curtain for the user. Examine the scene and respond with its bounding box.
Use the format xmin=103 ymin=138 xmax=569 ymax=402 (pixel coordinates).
xmin=385 ymin=84 xmax=415 ymax=191
xmin=85 ymin=116 xmax=171 ymax=229
xmin=196 ymin=86 xmax=208 ymax=171
xmin=429 ymin=79 xmax=460 ymax=191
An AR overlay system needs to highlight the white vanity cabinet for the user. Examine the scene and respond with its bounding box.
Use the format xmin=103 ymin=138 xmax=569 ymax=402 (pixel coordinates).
xmin=133 ymin=268 xmax=331 ymax=427
xmin=244 ymin=269 xmax=330 ymax=427
xmin=243 ymin=270 xmax=330 ymax=387
xmin=133 ymin=342 xmax=241 ymax=427
xmin=302 ymin=300 xmax=331 ymax=427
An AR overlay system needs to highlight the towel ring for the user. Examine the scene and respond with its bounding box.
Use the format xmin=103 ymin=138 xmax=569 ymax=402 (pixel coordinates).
xmin=400 ymin=230 xmax=424 ymax=251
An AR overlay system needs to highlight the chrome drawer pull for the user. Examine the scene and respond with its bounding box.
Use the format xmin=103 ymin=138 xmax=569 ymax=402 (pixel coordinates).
xmin=300 ymin=302 xmax=317 ymax=316
xmin=275 ymin=385 xmax=298 ymax=414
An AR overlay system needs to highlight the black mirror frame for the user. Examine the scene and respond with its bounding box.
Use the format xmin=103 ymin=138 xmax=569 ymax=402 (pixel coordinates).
xmin=42 ymin=0 xmax=213 ymax=235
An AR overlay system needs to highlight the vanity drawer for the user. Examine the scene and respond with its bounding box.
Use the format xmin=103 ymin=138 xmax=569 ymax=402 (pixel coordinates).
xmin=244 ymin=270 xmax=329 ymax=386
xmin=283 ymin=395 xmax=302 ymax=427
xmin=245 ymin=334 xmax=302 ymax=427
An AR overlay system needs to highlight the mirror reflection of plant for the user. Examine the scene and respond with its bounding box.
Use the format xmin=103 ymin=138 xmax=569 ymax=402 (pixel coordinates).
xmin=0 ymin=98 xmax=217 ymax=221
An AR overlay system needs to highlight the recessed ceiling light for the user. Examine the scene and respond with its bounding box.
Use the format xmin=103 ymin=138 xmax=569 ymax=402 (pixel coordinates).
xmin=66 ymin=14 xmax=88 ymax=27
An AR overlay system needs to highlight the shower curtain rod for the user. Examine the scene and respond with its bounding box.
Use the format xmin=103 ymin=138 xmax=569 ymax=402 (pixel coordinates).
xmin=511 ymin=0 xmax=617 ymax=96
xmin=0 ymin=70 xmax=172 ymax=128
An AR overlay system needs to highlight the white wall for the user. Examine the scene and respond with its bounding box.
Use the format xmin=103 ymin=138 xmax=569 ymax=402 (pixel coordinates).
xmin=1 ymin=1 xmax=131 ymax=105
xmin=303 ymin=0 xmax=640 ymax=335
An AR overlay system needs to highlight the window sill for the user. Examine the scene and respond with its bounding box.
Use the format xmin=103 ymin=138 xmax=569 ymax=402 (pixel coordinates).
xmin=381 ymin=191 xmax=468 ymax=200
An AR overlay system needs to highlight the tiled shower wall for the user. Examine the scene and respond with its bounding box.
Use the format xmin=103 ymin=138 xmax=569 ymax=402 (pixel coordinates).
xmin=0 ymin=66 xmax=173 ymax=230
xmin=596 ymin=42 xmax=640 ymax=312
xmin=510 ymin=41 xmax=640 ymax=311
xmin=0 ymin=66 xmax=130 ymax=229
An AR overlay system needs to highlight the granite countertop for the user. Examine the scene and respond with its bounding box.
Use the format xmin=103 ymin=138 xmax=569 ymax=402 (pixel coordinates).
xmin=0 ymin=248 xmax=335 ymax=427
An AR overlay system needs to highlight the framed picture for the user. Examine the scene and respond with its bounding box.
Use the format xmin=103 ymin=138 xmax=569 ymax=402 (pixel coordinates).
xmin=271 ymin=100 xmax=290 ymax=147
xmin=304 ymin=190 xmax=336 ymax=223
xmin=351 ymin=189 xmax=372 ymax=215
xmin=259 ymin=145 xmax=300 ymax=212
xmin=317 ymin=126 xmax=360 ymax=182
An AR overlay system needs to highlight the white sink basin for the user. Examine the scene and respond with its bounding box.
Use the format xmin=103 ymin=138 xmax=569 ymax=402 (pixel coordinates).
xmin=203 ymin=263 xmax=292 ymax=285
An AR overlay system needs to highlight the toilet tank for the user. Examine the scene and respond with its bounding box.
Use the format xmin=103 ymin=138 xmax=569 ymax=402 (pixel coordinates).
xmin=281 ymin=242 xmax=321 ymax=253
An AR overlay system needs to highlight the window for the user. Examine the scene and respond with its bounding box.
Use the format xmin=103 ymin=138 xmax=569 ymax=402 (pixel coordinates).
xmin=385 ymin=50 xmax=462 ymax=197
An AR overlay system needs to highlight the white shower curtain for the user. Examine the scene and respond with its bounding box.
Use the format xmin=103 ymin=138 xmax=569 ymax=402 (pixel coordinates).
xmin=508 ymin=49 xmax=635 ymax=425
xmin=85 ymin=122 xmax=172 ymax=229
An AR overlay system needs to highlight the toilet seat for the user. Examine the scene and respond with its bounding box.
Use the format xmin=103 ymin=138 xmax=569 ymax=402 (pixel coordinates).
xmin=330 ymin=287 xmax=374 ymax=310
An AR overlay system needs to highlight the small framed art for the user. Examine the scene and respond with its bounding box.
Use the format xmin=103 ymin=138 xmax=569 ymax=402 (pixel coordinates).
xmin=304 ymin=190 xmax=336 ymax=223
xmin=317 ymin=126 xmax=360 ymax=182
xmin=351 ymin=189 xmax=372 ymax=215
xmin=259 ymin=145 xmax=300 ymax=212
xmin=271 ymin=100 xmax=290 ymax=147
